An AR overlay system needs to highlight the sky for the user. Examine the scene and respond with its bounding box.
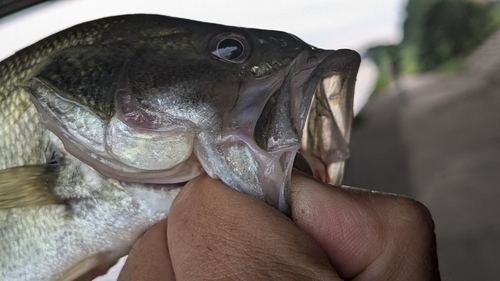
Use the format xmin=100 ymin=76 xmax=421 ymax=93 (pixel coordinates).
xmin=0 ymin=0 xmax=405 ymax=54
xmin=0 ymin=0 xmax=407 ymax=114
xmin=0 ymin=1 xmax=407 ymax=279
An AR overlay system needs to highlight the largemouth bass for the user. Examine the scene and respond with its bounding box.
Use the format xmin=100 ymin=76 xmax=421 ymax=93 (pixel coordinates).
xmin=0 ymin=14 xmax=360 ymax=280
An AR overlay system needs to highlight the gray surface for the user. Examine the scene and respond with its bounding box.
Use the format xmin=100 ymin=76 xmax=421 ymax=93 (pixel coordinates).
xmin=343 ymin=31 xmax=500 ymax=281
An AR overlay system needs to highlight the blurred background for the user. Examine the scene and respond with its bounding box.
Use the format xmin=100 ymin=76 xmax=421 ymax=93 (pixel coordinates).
xmin=342 ymin=1 xmax=500 ymax=280
xmin=1 ymin=0 xmax=499 ymax=280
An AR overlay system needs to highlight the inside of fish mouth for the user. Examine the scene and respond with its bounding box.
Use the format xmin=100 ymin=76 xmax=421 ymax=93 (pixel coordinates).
xmin=141 ymin=181 xmax=187 ymax=190
xmin=252 ymin=61 xmax=341 ymax=181
xmin=292 ymin=153 xmax=313 ymax=176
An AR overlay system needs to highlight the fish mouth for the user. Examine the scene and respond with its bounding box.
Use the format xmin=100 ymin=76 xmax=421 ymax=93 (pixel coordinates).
xmin=251 ymin=48 xmax=360 ymax=212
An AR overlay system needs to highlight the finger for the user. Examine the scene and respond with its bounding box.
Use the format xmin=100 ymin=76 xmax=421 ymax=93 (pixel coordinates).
xmin=167 ymin=173 xmax=338 ymax=280
xmin=118 ymin=218 xmax=175 ymax=281
xmin=290 ymin=171 xmax=440 ymax=280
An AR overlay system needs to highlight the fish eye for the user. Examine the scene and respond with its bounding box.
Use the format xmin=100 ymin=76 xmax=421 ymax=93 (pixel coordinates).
xmin=207 ymin=32 xmax=251 ymax=63
xmin=216 ymin=38 xmax=244 ymax=60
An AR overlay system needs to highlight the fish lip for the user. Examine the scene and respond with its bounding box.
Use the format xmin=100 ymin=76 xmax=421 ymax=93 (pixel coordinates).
xmin=294 ymin=48 xmax=361 ymax=185
xmin=298 ymin=48 xmax=361 ymax=136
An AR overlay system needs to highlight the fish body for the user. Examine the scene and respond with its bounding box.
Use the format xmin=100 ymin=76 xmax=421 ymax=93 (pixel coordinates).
xmin=0 ymin=15 xmax=360 ymax=280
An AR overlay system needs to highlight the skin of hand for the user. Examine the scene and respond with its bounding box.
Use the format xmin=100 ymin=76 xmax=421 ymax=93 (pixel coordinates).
xmin=118 ymin=171 xmax=440 ymax=281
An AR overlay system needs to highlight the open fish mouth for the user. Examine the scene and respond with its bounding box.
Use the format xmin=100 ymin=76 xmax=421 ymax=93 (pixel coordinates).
xmin=244 ymin=48 xmax=361 ymax=212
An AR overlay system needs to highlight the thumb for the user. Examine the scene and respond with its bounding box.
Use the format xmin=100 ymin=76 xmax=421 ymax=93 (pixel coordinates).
xmin=290 ymin=171 xmax=440 ymax=280
xmin=166 ymin=173 xmax=339 ymax=280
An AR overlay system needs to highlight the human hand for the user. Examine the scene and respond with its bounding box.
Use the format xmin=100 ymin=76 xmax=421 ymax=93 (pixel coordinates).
xmin=118 ymin=171 xmax=440 ymax=280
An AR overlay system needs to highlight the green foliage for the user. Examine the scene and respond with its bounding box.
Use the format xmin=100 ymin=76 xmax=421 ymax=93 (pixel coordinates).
xmin=418 ymin=0 xmax=496 ymax=71
xmin=367 ymin=0 xmax=500 ymax=94
xmin=491 ymin=4 xmax=500 ymax=27
xmin=367 ymin=44 xmax=400 ymax=94
xmin=399 ymin=44 xmax=419 ymax=74
xmin=436 ymin=57 xmax=465 ymax=72
xmin=402 ymin=0 xmax=434 ymax=44
xmin=372 ymin=67 xmax=393 ymax=94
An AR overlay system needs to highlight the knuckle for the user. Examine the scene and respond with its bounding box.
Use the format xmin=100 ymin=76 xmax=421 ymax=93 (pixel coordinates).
xmin=386 ymin=196 xmax=435 ymax=235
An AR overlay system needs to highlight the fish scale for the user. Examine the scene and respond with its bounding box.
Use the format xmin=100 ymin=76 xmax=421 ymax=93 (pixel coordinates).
xmin=0 ymin=14 xmax=359 ymax=280
xmin=0 ymin=98 xmax=46 ymax=169
xmin=0 ymin=20 xmax=113 ymax=170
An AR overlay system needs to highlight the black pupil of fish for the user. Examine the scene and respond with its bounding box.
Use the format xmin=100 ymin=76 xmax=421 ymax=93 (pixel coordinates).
xmin=216 ymin=39 xmax=244 ymax=60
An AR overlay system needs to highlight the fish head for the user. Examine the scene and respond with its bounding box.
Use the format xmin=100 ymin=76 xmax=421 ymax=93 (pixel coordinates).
xmin=26 ymin=15 xmax=360 ymax=213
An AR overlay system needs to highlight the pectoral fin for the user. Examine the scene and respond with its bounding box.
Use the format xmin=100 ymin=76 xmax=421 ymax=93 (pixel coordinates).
xmin=0 ymin=164 xmax=61 ymax=209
